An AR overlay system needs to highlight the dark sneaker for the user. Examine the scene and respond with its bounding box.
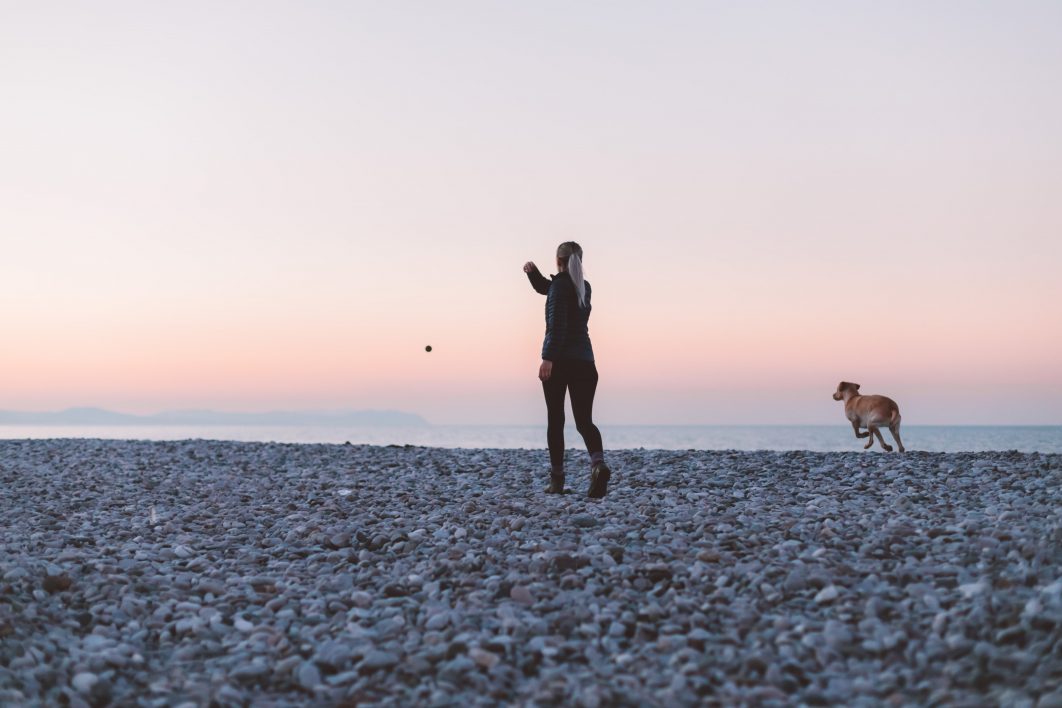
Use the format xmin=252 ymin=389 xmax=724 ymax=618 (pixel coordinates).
xmin=546 ymin=474 xmax=566 ymax=494
xmin=588 ymin=462 xmax=610 ymax=499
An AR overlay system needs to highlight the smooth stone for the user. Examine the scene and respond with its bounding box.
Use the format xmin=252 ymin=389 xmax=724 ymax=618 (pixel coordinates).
xmin=1038 ymin=692 xmax=1062 ymax=708
xmin=42 ymin=574 xmax=73 ymax=593
xmin=315 ymin=642 xmax=354 ymax=669
xmin=359 ymin=650 xmax=399 ymax=672
xmin=814 ymin=586 xmax=839 ymax=604
xmin=83 ymin=635 xmax=113 ymax=651
xmin=959 ymin=580 xmax=989 ymax=599
xmin=439 ymin=656 xmax=476 ymax=682
xmin=469 ymin=648 xmax=499 ymax=669
xmin=325 ymin=670 xmax=360 ymax=687
xmin=297 ymin=661 xmax=322 ymax=690
xmin=230 ymin=662 xmax=269 ymax=683
xmin=510 ymin=585 xmax=534 ymax=605
xmin=572 ymin=514 xmax=598 ymax=528
xmin=783 ymin=569 xmax=808 ymax=593
xmin=275 ymin=656 xmax=301 ymax=675
xmin=425 ymin=614 xmax=449 ymax=631
xmin=823 ymin=620 xmax=853 ymax=649
xmin=196 ymin=580 xmax=226 ymax=596
xmin=71 ymin=672 xmax=98 ymax=694
xmin=3 ymin=568 xmax=29 ymax=581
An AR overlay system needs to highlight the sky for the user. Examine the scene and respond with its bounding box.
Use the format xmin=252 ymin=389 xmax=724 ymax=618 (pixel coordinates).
xmin=2 ymin=1 xmax=1061 ymax=425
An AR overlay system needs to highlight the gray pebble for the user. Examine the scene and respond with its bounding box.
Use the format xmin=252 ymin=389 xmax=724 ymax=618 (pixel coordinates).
xmin=359 ymin=650 xmax=399 ymax=672
xmin=3 ymin=567 xmax=29 ymax=581
xmin=297 ymin=661 xmax=322 ymax=690
xmin=814 ymin=585 xmax=840 ymax=604
xmin=510 ymin=585 xmax=534 ymax=605
xmin=572 ymin=514 xmax=598 ymax=528
xmin=70 ymin=672 xmax=98 ymax=694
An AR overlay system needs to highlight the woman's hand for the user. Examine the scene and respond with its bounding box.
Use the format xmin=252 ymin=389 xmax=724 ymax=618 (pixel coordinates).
xmin=539 ymin=359 xmax=553 ymax=381
xmin=523 ymin=261 xmax=537 ymax=274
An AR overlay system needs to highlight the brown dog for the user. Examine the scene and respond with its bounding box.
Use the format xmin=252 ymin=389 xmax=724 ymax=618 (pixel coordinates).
xmin=833 ymin=381 xmax=905 ymax=452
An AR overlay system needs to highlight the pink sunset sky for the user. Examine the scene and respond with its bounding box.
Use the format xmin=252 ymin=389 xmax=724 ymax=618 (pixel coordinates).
xmin=2 ymin=2 xmax=1060 ymax=425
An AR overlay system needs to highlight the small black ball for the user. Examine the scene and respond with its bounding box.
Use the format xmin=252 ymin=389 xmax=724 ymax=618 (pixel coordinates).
xmin=425 ymin=345 xmax=432 ymax=353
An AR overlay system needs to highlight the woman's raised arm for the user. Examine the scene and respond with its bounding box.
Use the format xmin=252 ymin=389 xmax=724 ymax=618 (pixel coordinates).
xmin=523 ymin=261 xmax=552 ymax=295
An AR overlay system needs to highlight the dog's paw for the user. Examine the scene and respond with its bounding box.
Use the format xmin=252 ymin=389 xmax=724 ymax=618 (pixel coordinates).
xmin=883 ymin=445 xmax=894 ymax=452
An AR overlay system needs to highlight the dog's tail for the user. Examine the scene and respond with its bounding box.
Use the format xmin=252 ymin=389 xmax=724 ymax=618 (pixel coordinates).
xmin=889 ymin=409 xmax=901 ymax=426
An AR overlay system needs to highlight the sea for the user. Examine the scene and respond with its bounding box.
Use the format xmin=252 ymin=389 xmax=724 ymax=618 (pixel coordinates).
xmin=2 ymin=425 xmax=1061 ymax=453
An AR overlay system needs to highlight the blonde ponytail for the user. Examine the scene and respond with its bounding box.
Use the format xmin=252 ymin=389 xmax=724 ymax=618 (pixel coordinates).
xmin=568 ymin=253 xmax=586 ymax=309
xmin=557 ymin=241 xmax=587 ymax=309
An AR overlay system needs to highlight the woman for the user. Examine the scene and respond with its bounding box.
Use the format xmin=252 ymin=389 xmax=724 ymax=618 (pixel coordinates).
xmin=523 ymin=242 xmax=610 ymax=498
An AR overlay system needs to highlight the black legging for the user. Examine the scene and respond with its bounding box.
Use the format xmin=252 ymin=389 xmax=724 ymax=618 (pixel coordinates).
xmin=543 ymin=359 xmax=603 ymax=468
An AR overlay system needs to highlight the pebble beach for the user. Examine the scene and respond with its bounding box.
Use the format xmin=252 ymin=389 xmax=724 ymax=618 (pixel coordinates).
xmin=2 ymin=439 xmax=1061 ymax=706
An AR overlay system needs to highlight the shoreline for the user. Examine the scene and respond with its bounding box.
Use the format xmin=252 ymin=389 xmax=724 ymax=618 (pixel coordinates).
xmin=2 ymin=440 xmax=1060 ymax=705
xmin=4 ymin=436 xmax=1062 ymax=449
xmin=2 ymin=430 xmax=1062 ymax=455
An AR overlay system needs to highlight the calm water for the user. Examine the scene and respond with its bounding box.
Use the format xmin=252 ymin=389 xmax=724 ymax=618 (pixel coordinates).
xmin=2 ymin=425 xmax=1060 ymax=453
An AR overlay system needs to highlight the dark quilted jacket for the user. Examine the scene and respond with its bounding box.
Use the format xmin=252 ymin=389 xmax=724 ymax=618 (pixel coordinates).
xmin=527 ymin=267 xmax=595 ymax=362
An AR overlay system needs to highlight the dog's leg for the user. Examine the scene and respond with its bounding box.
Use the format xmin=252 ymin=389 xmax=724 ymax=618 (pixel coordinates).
xmin=890 ymin=423 xmax=905 ymax=453
xmin=851 ymin=421 xmax=870 ymax=439
xmin=871 ymin=426 xmax=893 ymax=452
xmin=863 ymin=425 xmax=876 ymax=449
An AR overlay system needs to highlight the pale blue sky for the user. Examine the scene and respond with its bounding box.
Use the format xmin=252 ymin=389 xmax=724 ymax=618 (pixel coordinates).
xmin=2 ymin=1 xmax=1061 ymax=423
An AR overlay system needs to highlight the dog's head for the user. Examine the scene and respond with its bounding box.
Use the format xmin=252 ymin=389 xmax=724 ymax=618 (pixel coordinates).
xmin=833 ymin=381 xmax=860 ymax=400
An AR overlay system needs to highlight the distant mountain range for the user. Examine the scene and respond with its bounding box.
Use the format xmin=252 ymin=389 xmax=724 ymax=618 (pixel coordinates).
xmin=0 ymin=407 xmax=428 ymax=426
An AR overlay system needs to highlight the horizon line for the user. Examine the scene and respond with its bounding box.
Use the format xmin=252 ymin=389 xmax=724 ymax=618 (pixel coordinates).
xmin=1 ymin=406 xmax=1059 ymax=428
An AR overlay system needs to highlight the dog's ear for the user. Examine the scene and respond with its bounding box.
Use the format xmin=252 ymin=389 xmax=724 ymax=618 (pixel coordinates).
xmin=853 ymin=383 xmax=861 ymax=391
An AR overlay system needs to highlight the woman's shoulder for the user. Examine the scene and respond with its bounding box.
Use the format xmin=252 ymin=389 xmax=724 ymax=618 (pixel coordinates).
xmin=549 ymin=272 xmax=574 ymax=291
